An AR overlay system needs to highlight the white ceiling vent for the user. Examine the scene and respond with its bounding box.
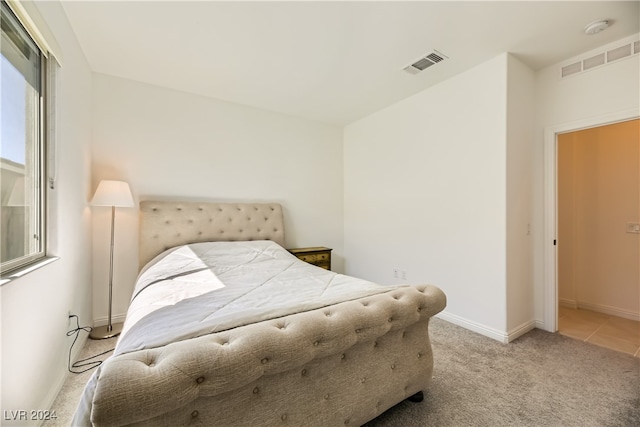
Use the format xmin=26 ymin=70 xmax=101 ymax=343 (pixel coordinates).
xmin=561 ymin=61 xmax=582 ymax=78
xmin=607 ymin=43 xmax=632 ymax=62
xmin=583 ymin=53 xmax=605 ymax=71
xmin=561 ymin=39 xmax=639 ymax=79
xmin=404 ymin=50 xmax=448 ymax=75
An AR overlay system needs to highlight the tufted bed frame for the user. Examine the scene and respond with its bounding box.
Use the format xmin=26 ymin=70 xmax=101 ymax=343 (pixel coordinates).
xmin=79 ymin=201 xmax=446 ymax=426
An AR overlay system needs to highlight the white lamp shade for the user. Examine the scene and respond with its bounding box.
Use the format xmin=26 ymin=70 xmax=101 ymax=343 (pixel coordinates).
xmin=91 ymin=180 xmax=134 ymax=207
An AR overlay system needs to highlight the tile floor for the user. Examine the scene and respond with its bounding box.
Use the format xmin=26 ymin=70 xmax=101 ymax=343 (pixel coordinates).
xmin=558 ymin=306 xmax=640 ymax=357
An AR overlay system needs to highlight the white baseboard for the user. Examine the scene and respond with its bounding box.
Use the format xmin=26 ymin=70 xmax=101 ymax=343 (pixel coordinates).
xmin=435 ymin=312 xmax=538 ymax=344
xmin=558 ymin=299 xmax=639 ymax=321
xmin=559 ymin=298 xmax=577 ymax=309
xmin=70 ymin=332 xmax=88 ymax=362
xmin=575 ymin=301 xmax=640 ymax=322
xmin=436 ymin=311 xmax=510 ymax=343
xmin=534 ymin=319 xmax=546 ymax=330
xmin=506 ymin=320 xmax=537 ymax=342
xmin=41 ymin=332 xmax=89 ymax=424
xmin=92 ymin=313 xmax=127 ymax=327
xmin=42 ymin=374 xmax=67 ymax=426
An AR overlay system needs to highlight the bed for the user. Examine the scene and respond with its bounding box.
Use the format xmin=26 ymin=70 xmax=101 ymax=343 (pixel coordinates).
xmin=73 ymin=201 xmax=446 ymax=426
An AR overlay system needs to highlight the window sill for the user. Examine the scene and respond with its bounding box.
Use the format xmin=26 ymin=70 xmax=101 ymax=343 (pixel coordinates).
xmin=0 ymin=256 xmax=59 ymax=286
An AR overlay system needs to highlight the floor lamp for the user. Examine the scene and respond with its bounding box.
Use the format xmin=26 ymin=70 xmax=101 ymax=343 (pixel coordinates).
xmin=90 ymin=180 xmax=134 ymax=340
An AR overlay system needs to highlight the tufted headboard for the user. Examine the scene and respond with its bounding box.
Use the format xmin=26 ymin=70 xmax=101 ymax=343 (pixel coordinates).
xmin=138 ymin=201 xmax=285 ymax=270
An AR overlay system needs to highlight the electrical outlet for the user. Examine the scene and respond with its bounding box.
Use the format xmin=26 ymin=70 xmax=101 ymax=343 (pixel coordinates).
xmin=626 ymin=222 xmax=640 ymax=234
xmin=393 ymin=268 xmax=408 ymax=280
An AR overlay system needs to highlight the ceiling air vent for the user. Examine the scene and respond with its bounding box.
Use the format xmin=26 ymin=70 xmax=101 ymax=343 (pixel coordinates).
xmin=561 ymin=61 xmax=582 ymax=78
xmin=583 ymin=53 xmax=605 ymax=71
xmin=404 ymin=50 xmax=448 ymax=75
xmin=607 ymin=43 xmax=632 ymax=62
xmin=561 ymin=39 xmax=639 ymax=79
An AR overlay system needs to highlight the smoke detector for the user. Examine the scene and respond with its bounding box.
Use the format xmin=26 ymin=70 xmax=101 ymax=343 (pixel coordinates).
xmin=584 ymin=20 xmax=610 ymax=35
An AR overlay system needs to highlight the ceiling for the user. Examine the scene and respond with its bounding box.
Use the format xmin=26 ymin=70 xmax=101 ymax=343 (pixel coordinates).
xmin=60 ymin=1 xmax=640 ymax=125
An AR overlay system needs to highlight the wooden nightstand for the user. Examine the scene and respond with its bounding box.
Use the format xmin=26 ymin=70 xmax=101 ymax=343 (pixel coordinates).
xmin=288 ymin=247 xmax=332 ymax=270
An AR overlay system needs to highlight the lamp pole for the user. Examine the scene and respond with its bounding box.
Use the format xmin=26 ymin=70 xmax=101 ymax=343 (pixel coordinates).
xmin=90 ymin=204 xmax=123 ymax=339
xmin=107 ymin=205 xmax=115 ymax=332
xmin=90 ymin=180 xmax=132 ymax=340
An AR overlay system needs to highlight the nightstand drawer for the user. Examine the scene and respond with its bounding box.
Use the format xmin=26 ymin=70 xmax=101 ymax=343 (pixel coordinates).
xmin=288 ymin=247 xmax=332 ymax=270
xmin=298 ymin=253 xmax=318 ymax=263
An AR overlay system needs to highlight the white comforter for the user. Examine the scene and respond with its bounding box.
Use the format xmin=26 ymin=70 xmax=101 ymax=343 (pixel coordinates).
xmin=115 ymin=240 xmax=403 ymax=356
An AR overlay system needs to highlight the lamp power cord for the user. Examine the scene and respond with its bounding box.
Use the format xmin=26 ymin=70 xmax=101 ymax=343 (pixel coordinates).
xmin=67 ymin=314 xmax=114 ymax=374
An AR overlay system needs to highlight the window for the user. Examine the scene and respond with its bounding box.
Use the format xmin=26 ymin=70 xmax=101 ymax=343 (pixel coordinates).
xmin=1 ymin=0 xmax=47 ymax=274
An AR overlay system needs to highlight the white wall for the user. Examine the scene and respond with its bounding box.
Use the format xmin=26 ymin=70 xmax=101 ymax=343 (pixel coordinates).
xmin=0 ymin=1 xmax=93 ymax=424
xmin=344 ymin=37 xmax=639 ymax=339
xmin=533 ymin=35 xmax=640 ymax=326
xmin=344 ymin=54 xmax=511 ymax=339
xmin=505 ymin=55 xmax=536 ymax=336
xmin=91 ymin=74 xmax=344 ymax=325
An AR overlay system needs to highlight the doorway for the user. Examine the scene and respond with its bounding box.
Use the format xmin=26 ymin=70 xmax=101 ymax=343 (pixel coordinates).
xmin=555 ymin=119 xmax=639 ymax=356
xmin=543 ymin=109 xmax=639 ymax=335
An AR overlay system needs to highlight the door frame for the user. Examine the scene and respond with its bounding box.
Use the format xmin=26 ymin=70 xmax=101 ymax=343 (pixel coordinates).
xmin=543 ymin=108 xmax=639 ymax=333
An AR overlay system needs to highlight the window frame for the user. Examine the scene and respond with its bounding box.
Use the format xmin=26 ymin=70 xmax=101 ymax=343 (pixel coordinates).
xmin=1 ymin=0 xmax=48 ymax=276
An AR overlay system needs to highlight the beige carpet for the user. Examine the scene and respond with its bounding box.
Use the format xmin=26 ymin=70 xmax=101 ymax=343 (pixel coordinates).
xmin=48 ymin=318 xmax=639 ymax=426
xmin=365 ymin=318 xmax=640 ymax=427
xmin=44 ymin=337 xmax=115 ymax=427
